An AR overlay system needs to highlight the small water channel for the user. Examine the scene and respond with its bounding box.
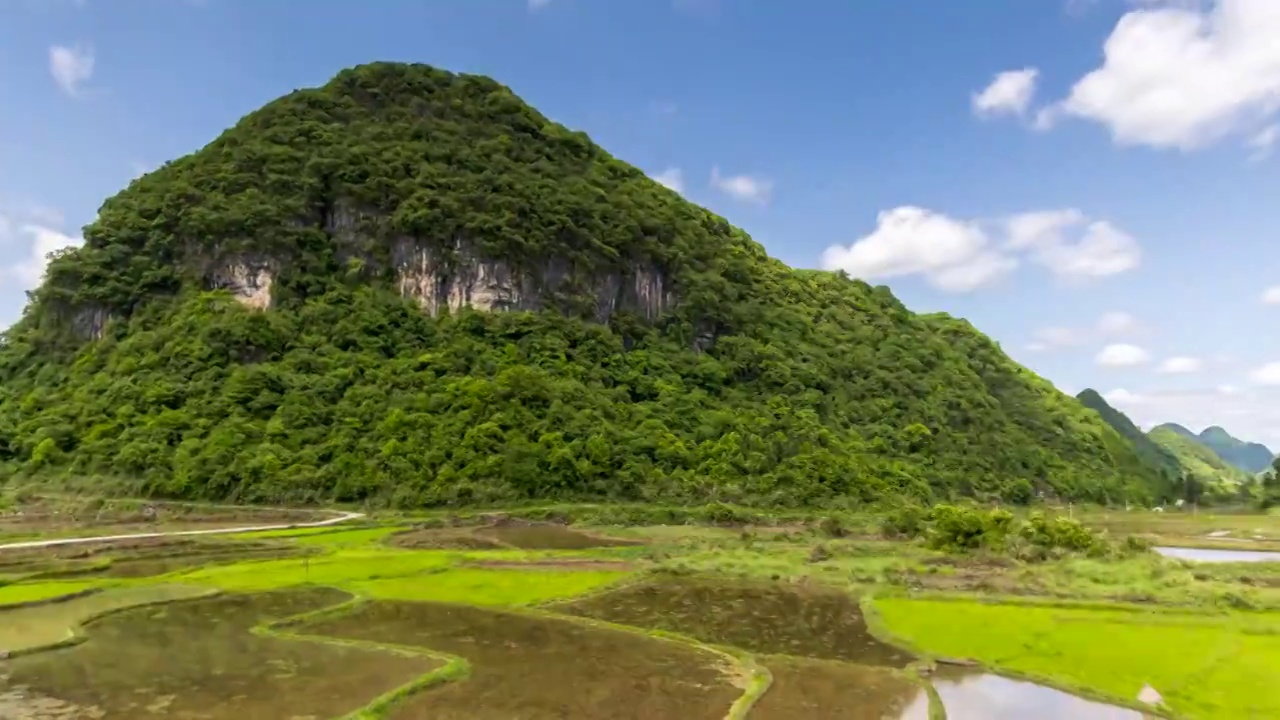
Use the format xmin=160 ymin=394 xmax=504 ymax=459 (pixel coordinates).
xmin=1154 ymin=546 xmax=1280 ymax=563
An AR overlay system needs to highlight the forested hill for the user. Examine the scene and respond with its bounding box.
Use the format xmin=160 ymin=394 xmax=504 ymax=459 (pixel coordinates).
xmin=1076 ymin=389 xmax=1180 ymax=483
xmin=0 ymin=62 xmax=1161 ymax=507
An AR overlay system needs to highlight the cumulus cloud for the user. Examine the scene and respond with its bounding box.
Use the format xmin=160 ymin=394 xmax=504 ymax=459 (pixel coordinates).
xmin=1005 ymin=211 xmax=1141 ymax=279
xmin=972 ymin=68 xmax=1040 ymax=118
xmin=710 ymin=167 xmax=772 ymax=204
xmin=822 ymin=206 xmax=1140 ymax=292
xmin=1105 ymin=384 xmax=1280 ymax=446
xmin=1037 ymin=0 xmax=1280 ymax=152
xmin=1096 ymin=343 xmax=1150 ymax=367
xmin=49 ymin=44 xmax=94 ymax=97
xmin=820 ymin=206 xmax=1016 ymax=293
xmin=1158 ymin=356 xmax=1205 ymax=373
xmin=1249 ymin=362 xmax=1280 ymax=386
xmin=651 ymin=167 xmax=684 ymax=193
xmin=1261 ymin=286 xmax=1280 ymax=304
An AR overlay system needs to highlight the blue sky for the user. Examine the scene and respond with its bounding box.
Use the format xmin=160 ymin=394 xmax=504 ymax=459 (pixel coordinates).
xmin=2 ymin=0 xmax=1280 ymax=445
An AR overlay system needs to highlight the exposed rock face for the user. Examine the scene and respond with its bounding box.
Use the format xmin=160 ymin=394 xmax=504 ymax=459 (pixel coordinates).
xmin=71 ymin=306 xmax=113 ymax=341
xmin=392 ymin=238 xmax=674 ymax=321
xmin=208 ymin=261 xmax=274 ymax=310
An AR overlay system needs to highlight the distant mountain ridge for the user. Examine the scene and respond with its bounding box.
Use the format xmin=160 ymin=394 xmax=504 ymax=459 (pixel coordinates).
xmin=1152 ymin=423 xmax=1274 ymax=474
xmin=1076 ymin=390 xmax=1181 ymax=482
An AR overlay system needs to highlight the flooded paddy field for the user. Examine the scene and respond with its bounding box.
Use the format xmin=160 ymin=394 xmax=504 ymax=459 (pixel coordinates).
xmin=302 ymin=600 xmax=743 ymax=720
xmin=749 ymin=657 xmax=928 ymax=720
xmin=0 ymin=536 xmax=307 ymax=581
xmin=559 ymin=578 xmax=914 ymax=666
xmin=391 ymin=521 xmax=643 ymax=552
xmin=0 ymin=588 xmax=435 ymax=720
xmin=0 ymin=584 xmax=212 ymax=654
xmin=2 ymin=503 xmax=1279 ymax=718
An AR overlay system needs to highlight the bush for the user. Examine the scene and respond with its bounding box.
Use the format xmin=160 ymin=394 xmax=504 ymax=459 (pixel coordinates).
xmin=894 ymin=504 xmax=1112 ymax=560
xmin=881 ymin=503 xmax=927 ymax=538
xmin=817 ymin=516 xmax=847 ymax=538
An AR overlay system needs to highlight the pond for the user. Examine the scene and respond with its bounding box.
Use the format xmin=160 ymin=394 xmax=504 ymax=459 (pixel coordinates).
xmin=1154 ymin=546 xmax=1280 ymax=563
xmin=0 ymin=588 xmax=436 ymax=719
xmin=301 ymin=599 xmax=741 ymax=719
xmin=906 ymin=668 xmax=1149 ymax=719
xmin=557 ymin=578 xmax=915 ymax=666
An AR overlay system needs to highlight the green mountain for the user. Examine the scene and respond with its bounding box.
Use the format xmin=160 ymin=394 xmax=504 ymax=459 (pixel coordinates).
xmin=1196 ymin=426 xmax=1275 ymax=474
xmin=1147 ymin=425 xmax=1253 ymax=490
xmin=0 ymin=62 xmax=1161 ymax=508
xmin=1076 ymin=389 xmax=1180 ymax=482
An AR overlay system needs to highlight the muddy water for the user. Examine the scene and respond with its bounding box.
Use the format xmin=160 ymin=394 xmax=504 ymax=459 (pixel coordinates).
xmin=391 ymin=530 xmax=507 ymax=550
xmin=475 ymin=524 xmax=641 ymax=550
xmin=303 ymin=600 xmax=741 ymax=720
xmin=752 ymin=657 xmax=930 ymax=719
xmin=560 ymin=579 xmax=915 ymax=666
xmin=903 ymin=668 xmax=1147 ymax=719
xmin=0 ymin=584 xmax=210 ymax=653
xmin=1154 ymin=546 xmax=1280 ymax=563
xmin=0 ymin=588 xmax=435 ymax=720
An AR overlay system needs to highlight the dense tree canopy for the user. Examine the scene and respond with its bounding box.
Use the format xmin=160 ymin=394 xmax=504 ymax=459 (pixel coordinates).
xmin=0 ymin=63 xmax=1162 ymax=508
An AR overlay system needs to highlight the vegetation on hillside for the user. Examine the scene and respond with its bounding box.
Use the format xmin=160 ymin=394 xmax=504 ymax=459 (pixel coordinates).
xmin=1076 ymin=389 xmax=1180 ymax=485
xmin=1147 ymin=426 xmax=1253 ymax=504
xmin=0 ymin=62 xmax=1163 ymax=508
xmin=1196 ymin=425 xmax=1275 ymax=474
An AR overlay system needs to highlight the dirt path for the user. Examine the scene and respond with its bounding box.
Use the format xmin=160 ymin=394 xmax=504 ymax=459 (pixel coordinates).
xmin=0 ymin=511 xmax=365 ymax=552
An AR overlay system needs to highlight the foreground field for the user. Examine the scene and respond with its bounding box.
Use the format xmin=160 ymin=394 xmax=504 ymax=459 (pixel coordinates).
xmin=1 ymin=499 xmax=1279 ymax=719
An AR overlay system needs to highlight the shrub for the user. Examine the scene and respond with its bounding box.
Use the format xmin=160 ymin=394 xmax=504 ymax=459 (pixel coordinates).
xmin=881 ymin=503 xmax=926 ymax=538
xmin=817 ymin=516 xmax=847 ymax=538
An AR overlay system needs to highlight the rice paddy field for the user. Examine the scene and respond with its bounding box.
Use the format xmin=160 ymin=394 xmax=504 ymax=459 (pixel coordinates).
xmin=2 ymin=498 xmax=1279 ymax=719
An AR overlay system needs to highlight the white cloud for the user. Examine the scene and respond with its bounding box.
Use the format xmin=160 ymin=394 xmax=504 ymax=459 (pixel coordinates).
xmin=1248 ymin=362 xmax=1280 ymax=386
xmin=651 ymin=167 xmax=684 ymax=193
xmin=1104 ymin=387 xmax=1146 ymax=405
xmin=1158 ymin=356 xmax=1205 ymax=373
xmin=49 ymin=44 xmax=94 ymax=97
xmin=1248 ymin=124 xmax=1278 ymax=160
xmin=0 ymin=213 xmax=84 ymax=291
xmin=1039 ymin=0 xmax=1280 ymax=151
xmin=1105 ymin=384 xmax=1280 ymax=446
xmin=825 ymin=206 xmax=1139 ymax=292
xmin=1097 ymin=310 xmax=1139 ymax=335
xmin=973 ymin=68 xmax=1040 ymax=118
xmin=1006 ymin=211 xmax=1141 ymax=279
xmin=1027 ymin=311 xmax=1141 ymax=354
xmin=528 ymin=0 xmax=551 ymax=10
xmin=820 ymin=206 xmax=1016 ymax=293
xmin=710 ymin=167 xmax=772 ymax=204
xmin=1261 ymin=286 xmax=1280 ymax=304
xmin=1096 ymin=342 xmax=1151 ymax=367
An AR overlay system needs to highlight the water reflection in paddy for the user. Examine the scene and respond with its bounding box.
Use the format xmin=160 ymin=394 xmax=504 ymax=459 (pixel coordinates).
xmin=906 ymin=668 xmax=1151 ymax=720
xmin=0 ymin=588 xmax=435 ymax=720
xmin=1154 ymin=546 xmax=1280 ymax=563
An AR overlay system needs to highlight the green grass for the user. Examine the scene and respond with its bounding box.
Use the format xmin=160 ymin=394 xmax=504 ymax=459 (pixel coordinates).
xmin=351 ymin=568 xmax=630 ymax=606
xmin=873 ymin=596 xmax=1280 ymax=720
xmin=0 ymin=580 xmax=100 ymax=607
xmin=175 ymin=550 xmax=454 ymax=592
